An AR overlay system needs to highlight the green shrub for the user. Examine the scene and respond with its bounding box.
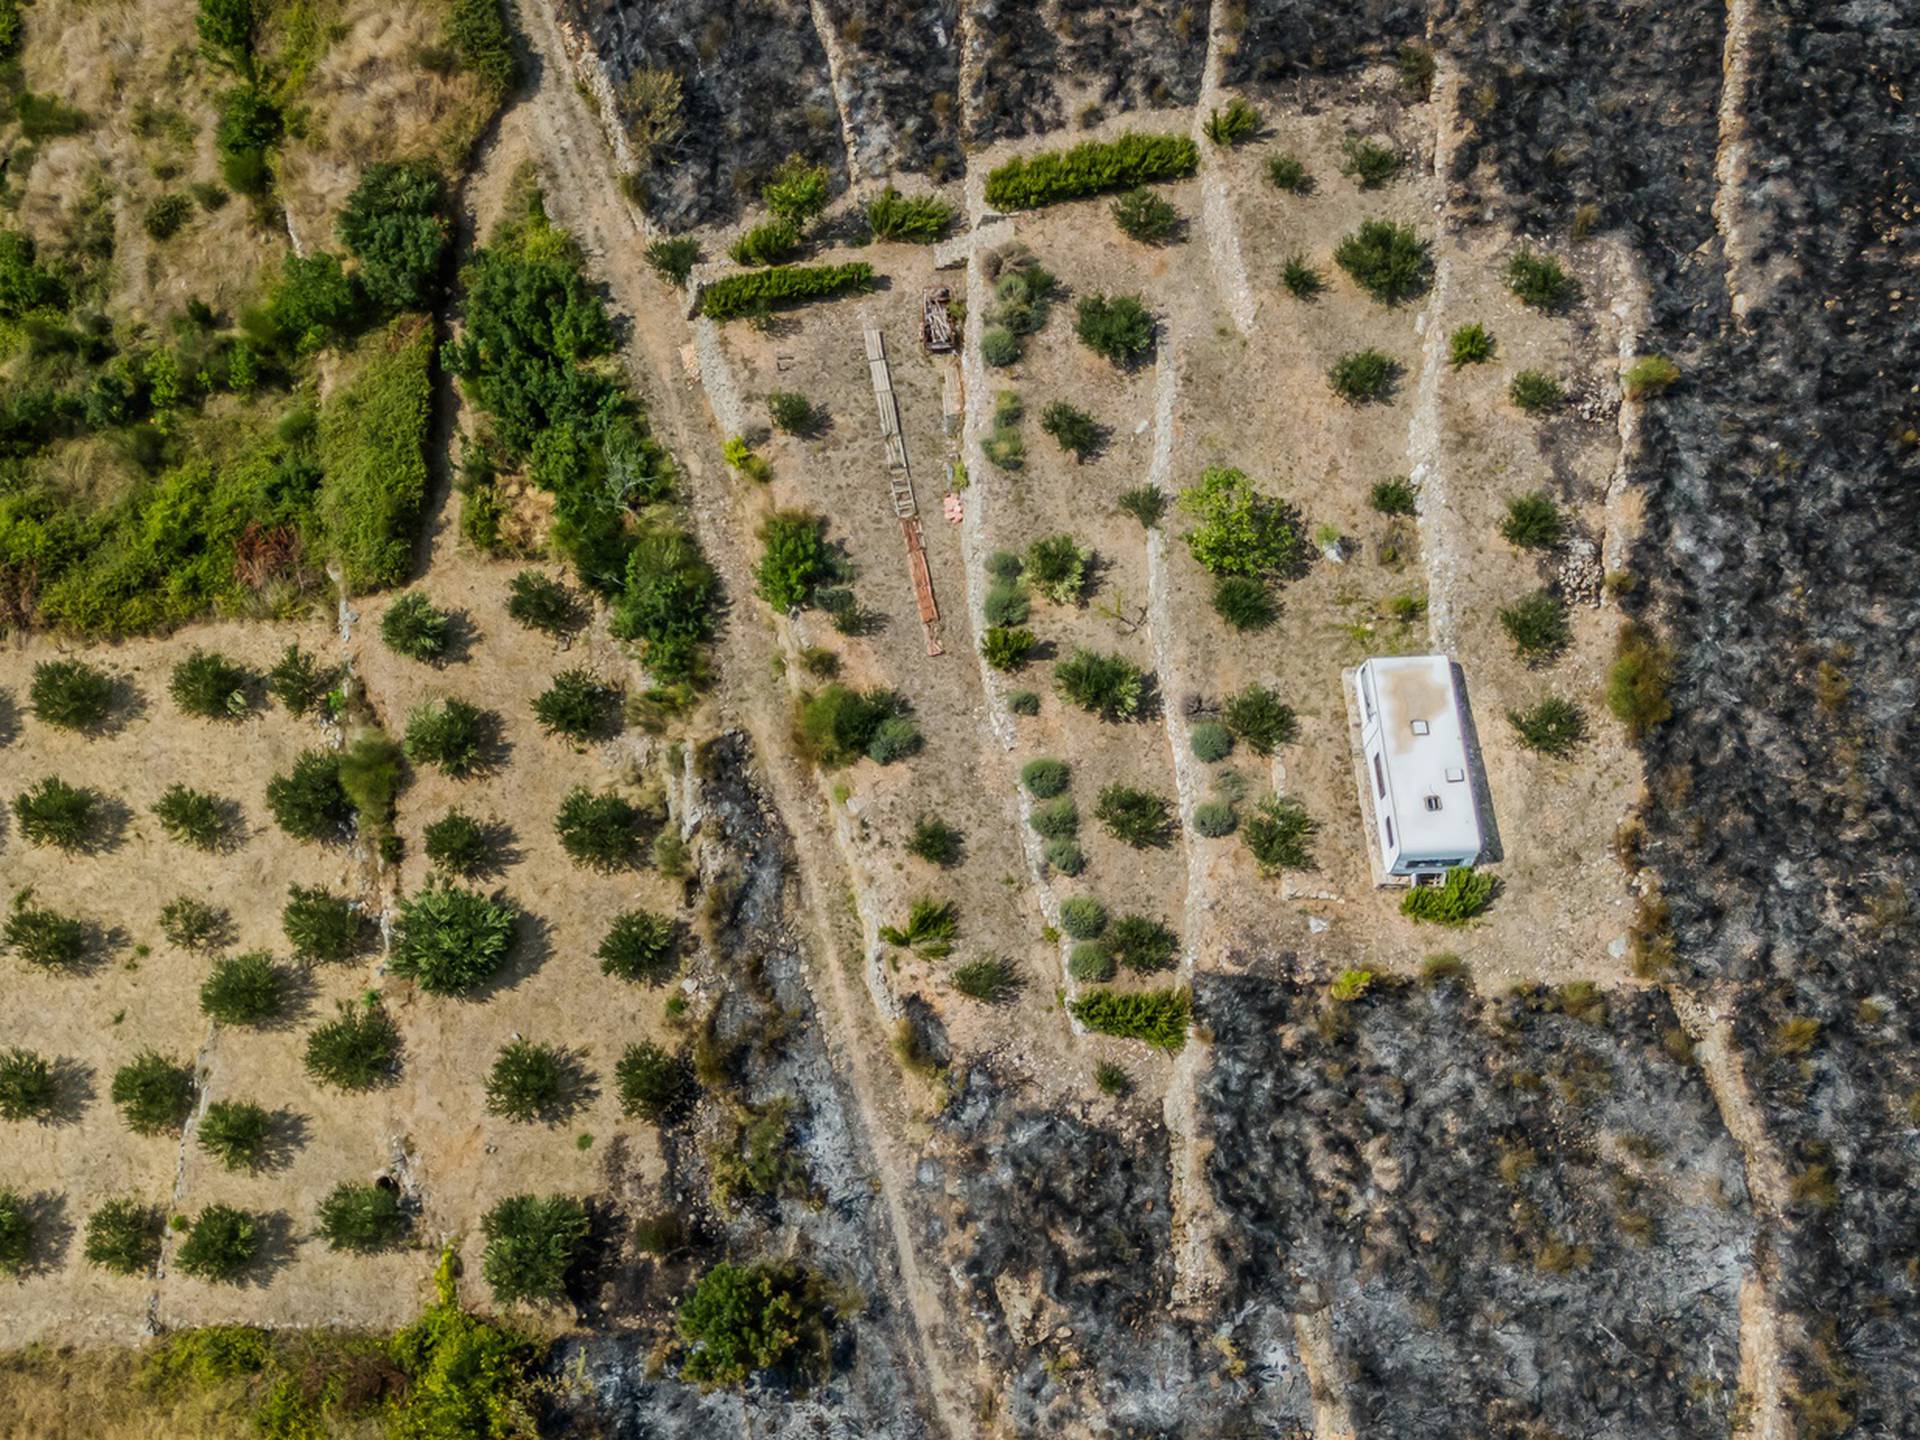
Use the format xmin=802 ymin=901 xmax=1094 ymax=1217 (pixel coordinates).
xmin=4 ymin=889 xmax=86 ymax=967
xmin=0 ymin=1189 xmax=33 ymax=1275
xmin=1069 ymin=987 xmax=1189 ymax=1050
xmin=84 ymin=1197 xmax=162 ymax=1275
xmin=338 ymin=730 xmax=403 ymax=836
xmin=1040 ymin=401 xmax=1101 ymax=461
xmin=1242 ymin=795 xmax=1316 ymax=872
xmin=1069 ymin=941 xmax=1115 ymax=982
xmin=281 ymin=886 xmax=364 ymax=963
xmin=533 ymin=667 xmax=622 ymax=742
xmin=1020 ymin=757 xmax=1071 ymax=798
xmin=17 ymin=90 xmax=89 ymax=140
xmin=598 ymin=909 xmax=681 ymax=984
xmin=1506 ymin=250 xmax=1577 ymax=310
xmin=311 ymin=320 xmax=435 ymax=587
xmin=485 ymin=1041 xmax=580 ymax=1123
xmin=1623 ymin=354 xmax=1681 ymax=399
xmin=1043 ymin=837 xmax=1086 ymax=875
xmin=1331 ymin=968 xmax=1375 ymax=1002
xmin=304 ymin=1001 xmax=401 ymax=1090
xmin=262 ymin=250 xmax=365 ymax=352
xmin=405 ymin=698 xmax=487 ymax=777
xmin=1370 ymin=476 xmax=1418 ymax=515
xmin=381 ymin=591 xmax=451 ymax=662
xmin=982 ymin=627 xmax=1036 ymax=672
xmin=1025 ymin=533 xmax=1089 ymax=604
xmin=1192 ymin=800 xmax=1237 ymax=837
xmin=754 ymin=509 xmax=834 ymax=613
xmin=767 ymin=390 xmax=818 ymax=436
xmin=390 ymin=882 xmax=516 ymax=995
xmin=951 ymin=956 xmax=1019 ymax=1002
xmin=1501 ymin=491 xmax=1565 ymax=549
xmin=983 ymin=424 xmax=1026 ymax=470
xmin=1110 ymin=187 xmax=1179 ymax=243
xmin=423 ymin=810 xmax=491 ymax=876
xmin=1607 ymin=622 xmax=1674 ymax=739
xmin=865 ymin=715 xmax=922 ymax=764
xmin=906 ymin=815 xmax=964 ymax=866
xmin=1399 ymin=41 xmax=1437 ymax=96
xmin=1211 ymin=575 xmax=1276 ymax=631
xmin=1499 ymin=590 xmax=1571 ymax=664
xmin=1177 ymin=466 xmax=1303 ymax=578
xmin=12 ymin=777 xmax=104 ymax=851
xmin=1030 ymin=797 xmax=1080 ymax=841
xmin=555 ymin=787 xmax=648 ymax=871
xmin=1333 ymin=220 xmax=1429 ymax=303
xmin=678 ymin=1260 xmax=829 ymax=1386
xmin=316 ymin=1181 xmax=407 ymax=1253
xmin=1328 ymin=348 xmax=1401 ymax=403
xmin=984 ymin=132 xmax=1197 ymax=209
xmin=1204 ymin=95 xmax=1259 ymax=146
xmin=0 ymin=1048 xmax=56 ymax=1121
xmin=1281 ymin=253 xmax=1325 ymax=300
xmin=266 ymin=750 xmax=350 ymax=842
xmin=338 ymin=160 xmax=450 ymax=311
xmin=1508 ymin=696 xmax=1588 ymax=757
xmin=1189 ymin=721 xmax=1233 ymax=762
xmin=762 ymin=156 xmax=830 ymax=227
xmin=1223 ymin=684 xmax=1296 ymax=754
xmin=1058 ymin=896 xmax=1108 ymax=940
xmin=645 ymin=236 xmax=700 ymax=284
xmin=980 ymin=326 xmax=1021 ymax=367
xmin=878 ymin=897 xmax=958 ymax=956
xmin=151 ymin=785 xmax=230 ymax=849
xmin=1095 ymin=785 xmax=1173 ymax=848
xmin=29 ymin=659 xmax=115 ymax=730
xmin=267 ymin=645 xmax=331 ymax=716
xmin=609 ymin=525 xmax=717 ymax=686
xmin=728 ymin=218 xmax=801 ymax=267
xmin=615 ymin=1040 xmax=691 ymax=1121
xmin=1054 ymin=648 xmax=1148 ymax=720
xmin=1267 ymin=153 xmax=1313 ymax=193
xmin=1074 ymin=293 xmax=1154 ymax=365
xmin=199 ymin=953 xmax=287 ymax=1026
xmin=198 ymin=1101 xmax=275 ymax=1172
xmin=699 ymin=262 xmax=874 ymax=321
xmin=1509 ymin=369 xmax=1565 ymax=415
xmin=506 ymin=570 xmax=581 ymax=636
xmin=1117 ymin=485 xmax=1167 ymax=527
xmin=1109 ymin=914 xmax=1178 ymax=972
xmin=1094 ymin=1060 xmax=1131 ymax=1096
xmin=797 ymin=685 xmax=905 ymax=767
xmin=865 ymin=187 xmax=953 ymax=242
xmin=1448 ymin=323 xmax=1495 ymax=367
xmin=1340 ymin=137 xmax=1401 ymax=188
xmin=176 ymin=1205 xmax=260 ymax=1283
xmin=111 ymin=1051 xmax=194 ymax=1135
xmin=1400 ymin=866 xmax=1497 ymax=924
xmin=1008 ymin=689 xmax=1041 ymax=716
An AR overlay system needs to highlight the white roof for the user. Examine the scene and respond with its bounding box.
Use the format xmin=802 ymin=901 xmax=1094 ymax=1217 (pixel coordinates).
xmin=1361 ymin=655 xmax=1481 ymax=862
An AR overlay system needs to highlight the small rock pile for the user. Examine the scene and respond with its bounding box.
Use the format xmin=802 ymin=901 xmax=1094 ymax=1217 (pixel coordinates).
xmin=1556 ymin=531 xmax=1604 ymax=606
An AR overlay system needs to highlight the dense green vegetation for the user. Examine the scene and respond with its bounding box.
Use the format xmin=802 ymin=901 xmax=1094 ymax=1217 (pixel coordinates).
xmin=699 ymin=262 xmax=874 ymax=321
xmin=865 ymin=188 xmax=954 ymax=242
xmin=1401 ymin=866 xmax=1497 ymax=924
xmin=1069 ymin=987 xmax=1190 ymax=1050
xmin=984 ymin=132 xmax=1197 ymax=209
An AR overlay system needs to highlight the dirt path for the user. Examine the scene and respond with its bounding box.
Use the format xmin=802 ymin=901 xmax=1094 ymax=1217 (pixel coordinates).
xmin=496 ymin=5 xmax=976 ymax=1431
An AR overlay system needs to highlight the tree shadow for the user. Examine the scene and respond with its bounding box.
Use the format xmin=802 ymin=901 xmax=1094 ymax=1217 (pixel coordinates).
xmin=0 ymin=688 xmax=16 ymax=748
xmin=229 ymin=1209 xmax=299 ymax=1288
xmin=465 ymin=908 xmax=551 ymax=1002
xmin=100 ymin=675 xmax=148 ymax=737
xmin=18 ymin=1191 xmax=72 ymax=1277
xmin=45 ymin=1056 xmax=96 ymax=1126
xmin=253 ymin=1110 xmax=311 ymax=1173
xmin=435 ymin=608 xmax=482 ymax=666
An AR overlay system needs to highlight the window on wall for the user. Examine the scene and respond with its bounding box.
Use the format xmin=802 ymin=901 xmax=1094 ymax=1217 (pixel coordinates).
xmin=1384 ymin=816 xmax=1395 ymax=848
xmin=1373 ymin=753 xmax=1385 ymax=797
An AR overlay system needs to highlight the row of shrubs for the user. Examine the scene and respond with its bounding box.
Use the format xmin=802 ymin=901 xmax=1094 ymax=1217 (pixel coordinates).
xmin=984 ymin=132 xmax=1198 ymax=210
xmin=699 ymin=261 xmax=875 ymax=321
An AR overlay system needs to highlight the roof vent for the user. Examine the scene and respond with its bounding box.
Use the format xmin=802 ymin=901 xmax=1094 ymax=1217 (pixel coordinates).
xmin=1410 ymin=719 xmax=1430 ymax=735
xmin=1424 ymin=794 xmax=1443 ymax=812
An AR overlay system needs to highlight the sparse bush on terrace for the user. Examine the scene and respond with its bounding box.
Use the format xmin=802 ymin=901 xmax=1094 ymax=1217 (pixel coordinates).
xmin=1370 ymin=476 xmax=1418 ymax=515
xmin=84 ymin=1198 xmax=162 ymax=1275
xmin=1267 ymin=153 xmax=1313 ymax=194
xmin=616 ymin=1040 xmax=691 ymax=1121
xmin=983 ymin=132 xmax=1197 ymax=209
xmin=982 ymin=626 xmax=1037 ymax=671
xmin=1204 ymin=96 xmax=1260 ymax=146
xmin=1095 ymin=785 xmax=1174 ymax=848
xmin=0 ymin=1188 xmax=31 ymax=1276
xmin=485 ymin=1040 xmax=582 ymax=1124
xmin=865 ymin=187 xmax=953 ymax=242
xmin=381 ymin=591 xmax=450 ymax=662
xmin=645 ymin=236 xmax=700 ymax=285
xmin=1340 ymin=137 xmax=1402 ymax=188
xmin=1401 ymin=866 xmax=1497 ymax=924
xmin=304 ymin=1001 xmax=401 ymax=1091
xmin=879 ymin=897 xmax=959 ymax=957
xmin=1242 ymin=795 xmax=1316 ymax=873
xmin=1069 ymin=987 xmax=1189 ymax=1050
xmin=1058 ymin=896 xmax=1108 ymax=940
xmin=151 ymin=785 xmax=231 ymax=849
xmin=29 ymin=659 xmax=115 ymax=730
xmin=0 ymin=1048 xmax=56 ymax=1121
xmin=1021 ymin=757 xmax=1070 ymax=798
xmin=1448 ymin=323 xmax=1495 ymax=367
xmin=906 ymin=815 xmax=964 ymax=867
xmin=534 ymin=668 xmax=621 ymax=740
xmin=1212 ymin=575 xmax=1276 ymax=631
xmin=1501 ymin=491 xmax=1566 ymax=549
xmin=555 ymin=786 xmax=649 ymax=871
xmin=1333 ymin=220 xmax=1429 ymax=304
xmin=1117 ymin=486 xmax=1166 ymax=527
xmin=11 ymin=776 xmax=105 ymax=851
xmin=199 ymin=952 xmax=288 ymax=1027
xmin=175 ymin=1204 xmax=260 ymax=1283
xmin=1025 ymin=533 xmax=1090 ymax=603
xmin=283 ymin=885 xmax=365 ymax=963
xmin=598 ymin=908 xmax=681 ymax=985
xmin=267 ymin=643 xmax=332 ymax=715
xmin=727 ymin=218 xmax=800 ymax=267
xmin=1054 ymin=648 xmax=1148 ymax=720
xmin=1499 ymin=590 xmax=1572 ymax=664
xmin=1190 ymin=721 xmax=1233 ymax=762
xmin=762 ymin=156 xmax=830 ymax=228
xmin=4 ymin=889 xmax=86 ymax=968
xmin=1110 ymin=187 xmax=1179 ymax=244
xmin=316 ymin=1181 xmax=407 ymax=1253
xmin=952 ymin=956 xmax=1019 ymax=1003
xmin=266 ymin=749 xmax=351 ymax=842
xmin=1108 ymin=915 xmax=1179 ymax=973
xmin=796 ymin=685 xmax=916 ymax=767
xmin=1074 ymin=293 xmax=1154 ymax=365
xmin=1509 ymin=370 xmax=1565 ymax=415
xmin=1608 ymin=622 xmax=1675 ymax=739
xmin=754 ymin=509 xmax=835 ymax=613
xmin=405 ymin=698 xmax=487 ymax=777
xmin=507 ymin=570 xmax=582 ymax=637
xmin=1030 ymin=797 xmax=1080 ymax=841
xmin=1040 ymin=401 xmax=1101 ymax=461
xmin=1328 ymin=348 xmax=1401 ymax=404
xmin=1223 ymin=683 xmax=1297 ymax=754
xmin=1623 ymin=354 xmax=1681 ymax=399
xmin=1281 ymin=253 xmax=1325 ymax=300
xmin=198 ymin=1100 xmax=274 ymax=1170
xmin=1507 ymin=250 xmax=1577 ymax=311
xmin=424 ymin=810 xmax=492 ymax=876
xmin=1508 ymin=697 xmax=1588 ymax=757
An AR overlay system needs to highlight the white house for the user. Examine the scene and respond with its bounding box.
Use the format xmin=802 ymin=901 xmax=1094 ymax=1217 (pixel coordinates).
xmin=1353 ymin=655 xmax=1484 ymax=879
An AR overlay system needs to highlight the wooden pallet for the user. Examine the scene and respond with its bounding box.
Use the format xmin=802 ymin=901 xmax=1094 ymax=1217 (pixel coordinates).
xmin=864 ymin=326 xmax=942 ymax=656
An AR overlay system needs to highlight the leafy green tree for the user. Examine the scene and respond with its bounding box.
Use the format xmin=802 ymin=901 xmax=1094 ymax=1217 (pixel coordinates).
xmin=796 ymin=685 xmax=902 ymax=767
xmin=0 ymin=1048 xmax=57 ymax=1121
xmin=111 ymin=1052 xmax=195 ymax=1135
xmin=1328 ymin=348 xmax=1400 ymax=403
xmin=615 ymin=1041 xmax=691 ymax=1121
xmin=404 ymin=698 xmax=487 ymax=777
xmin=1053 ymin=649 xmax=1148 ymax=720
xmin=533 ymin=668 xmax=620 ymax=740
xmin=754 ymin=510 xmax=834 ymax=613
xmin=381 ymin=591 xmax=451 ymax=661
xmin=1177 ymin=467 xmax=1303 ymax=578
xmin=304 ymin=1001 xmax=401 ymax=1091
xmin=1024 ymin=533 xmax=1089 ymax=603
xmin=555 ymin=787 xmax=648 ymax=871
xmin=390 ymin=883 xmax=516 ymax=995
xmin=152 ymin=785 xmax=230 ymax=849
xmin=337 ymin=160 xmax=450 ymax=311
xmin=1074 ymin=293 xmax=1154 ymax=364
xmin=176 ymin=1204 xmax=259 ymax=1282
xmin=264 ymin=250 xmax=362 ymax=351
xmin=598 ymin=909 xmax=681 ymax=984
xmin=282 ymin=885 xmax=366 ymax=963
xmin=169 ymin=650 xmax=250 ymax=719
xmin=266 ymin=750 xmax=351 ymax=842
xmin=677 ymin=1262 xmax=823 ymax=1386
xmin=198 ymin=1100 xmax=274 ymax=1170
xmin=28 ymin=659 xmax=114 ymax=730
xmin=84 ymin=1198 xmax=162 ymax=1275
xmin=199 ymin=953 xmax=288 ymax=1026
xmin=4 ymin=889 xmax=87 ymax=967
xmin=195 ymin=0 xmax=256 ymax=74
xmin=762 ymin=156 xmax=830 ymax=227
xmin=481 ymin=1193 xmax=589 ymax=1303
xmin=423 ymin=810 xmax=492 ymax=876
xmin=609 ymin=527 xmax=717 ymax=685
xmin=316 ymin=1181 xmax=408 ymax=1252
xmin=11 ymin=777 xmax=103 ymax=850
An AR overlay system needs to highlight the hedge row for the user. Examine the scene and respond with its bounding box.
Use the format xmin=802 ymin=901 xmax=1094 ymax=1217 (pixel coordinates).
xmin=699 ymin=263 xmax=875 ymax=322
xmin=1068 ymin=986 xmax=1192 ymax=1051
xmin=984 ymin=133 xmax=1198 ymax=211
xmin=317 ymin=321 xmax=433 ymax=591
